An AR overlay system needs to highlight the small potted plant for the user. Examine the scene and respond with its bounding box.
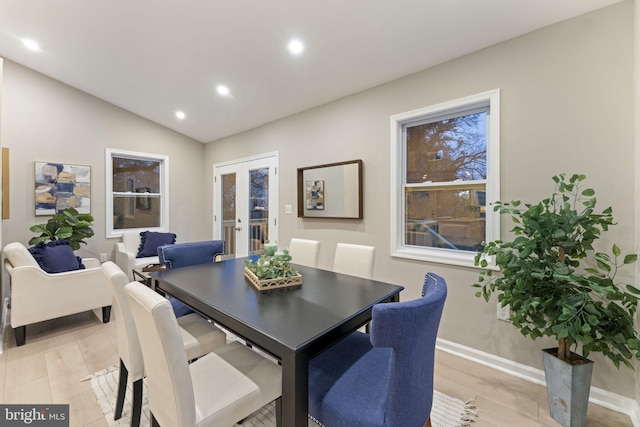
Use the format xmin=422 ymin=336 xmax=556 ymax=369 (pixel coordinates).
xmin=29 ymin=207 xmax=95 ymax=251
xmin=472 ymin=173 xmax=640 ymax=427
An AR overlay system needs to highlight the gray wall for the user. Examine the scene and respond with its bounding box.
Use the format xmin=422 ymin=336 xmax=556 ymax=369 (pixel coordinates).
xmin=205 ymin=1 xmax=638 ymax=399
xmin=0 ymin=61 xmax=209 ymax=259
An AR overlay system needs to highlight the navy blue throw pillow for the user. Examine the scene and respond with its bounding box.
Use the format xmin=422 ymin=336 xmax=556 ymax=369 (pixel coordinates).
xmin=137 ymin=231 xmax=176 ymax=258
xmin=28 ymin=240 xmax=85 ymax=274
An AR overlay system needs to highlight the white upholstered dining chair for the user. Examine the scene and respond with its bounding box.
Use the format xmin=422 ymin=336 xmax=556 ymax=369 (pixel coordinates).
xmin=102 ymin=261 xmax=227 ymax=427
xmin=287 ymin=238 xmax=321 ymax=268
xmin=124 ymin=280 xmax=282 ymax=427
xmin=333 ymin=243 xmax=375 ymax=279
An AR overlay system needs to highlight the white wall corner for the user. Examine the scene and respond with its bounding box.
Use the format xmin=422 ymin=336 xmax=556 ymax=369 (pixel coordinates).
xmin=630 ymin=402 xmax=640 ymax=427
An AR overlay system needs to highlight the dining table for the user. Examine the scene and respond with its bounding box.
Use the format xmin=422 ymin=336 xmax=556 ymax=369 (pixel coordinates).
xmin=150 ymin=256 xmax=403 ymax=427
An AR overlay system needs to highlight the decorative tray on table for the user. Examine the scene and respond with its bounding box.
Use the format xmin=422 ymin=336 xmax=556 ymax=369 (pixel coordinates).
xmin=244 ymin=246 xmax=302 ymax=291
xmin=244 ymin=267 xmax=302 ymax=291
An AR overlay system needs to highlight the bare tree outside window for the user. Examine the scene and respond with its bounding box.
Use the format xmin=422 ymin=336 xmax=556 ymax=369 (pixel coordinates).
xmin=406 ymin=113 xmax=487 ymax=184
xmin=404 ymin=111 xmax=488 ymax=252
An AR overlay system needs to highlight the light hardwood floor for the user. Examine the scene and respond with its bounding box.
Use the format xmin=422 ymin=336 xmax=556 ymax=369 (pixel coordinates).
xmin=0 ymin=311 xmax=633 ymax=427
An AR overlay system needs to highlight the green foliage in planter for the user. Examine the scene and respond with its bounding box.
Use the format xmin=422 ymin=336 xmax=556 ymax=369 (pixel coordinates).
xmin=245 ymin=249 xmax=297 ymax=280
xmin=28 ymin=207 xmax=95 ymax=251
xmin=473 ymin=173 xmax=640 ymax=368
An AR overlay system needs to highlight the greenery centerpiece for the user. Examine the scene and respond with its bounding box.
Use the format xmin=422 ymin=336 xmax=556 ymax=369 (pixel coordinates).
xmin=472 ymin=173 xmax=640 ymax=426
xmin=245 ymin=248 xmax=302 ymax=291
xmin=245 ymin=249 xmax=296 ymax=280
xmin=29 ymin=207 xmax=95 ymax=251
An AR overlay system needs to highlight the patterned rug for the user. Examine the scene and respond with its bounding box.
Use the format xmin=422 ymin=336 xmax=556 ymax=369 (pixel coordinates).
xmin=84 ymin=365 xmax=477 ymax=427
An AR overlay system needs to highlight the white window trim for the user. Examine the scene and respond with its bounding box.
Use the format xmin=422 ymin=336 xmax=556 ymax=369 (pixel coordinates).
xmin=389 ymin=89 xmax=500 ymax=268
xmin=105 ymin=148 xmax=170 ymax=238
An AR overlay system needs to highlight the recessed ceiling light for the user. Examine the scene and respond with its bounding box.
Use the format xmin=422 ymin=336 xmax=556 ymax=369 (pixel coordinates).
xmin=23 ymin=39 xmax=40 ymax=51
xmin=216 ymin=85 xmax=230 ymax=96
xmin=175 ymin=111 xmax=186 ymax=120
xmin=288 ymin=39 xmax=304 ymax=55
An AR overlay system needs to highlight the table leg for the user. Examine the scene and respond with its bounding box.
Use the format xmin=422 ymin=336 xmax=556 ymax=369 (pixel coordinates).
xmin=281 ymin=350 xmax=309 ymax=427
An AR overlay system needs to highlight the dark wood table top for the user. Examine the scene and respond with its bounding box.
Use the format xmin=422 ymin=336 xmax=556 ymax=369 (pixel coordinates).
xmin=151 ymin=257 xmax=404 ymax=353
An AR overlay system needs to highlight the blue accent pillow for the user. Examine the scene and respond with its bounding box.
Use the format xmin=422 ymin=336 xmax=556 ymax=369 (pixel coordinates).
xmin=137 ymin=231 xmax=176 ymax=258
xmin=28 ymin=240 xmax=85 ymax=273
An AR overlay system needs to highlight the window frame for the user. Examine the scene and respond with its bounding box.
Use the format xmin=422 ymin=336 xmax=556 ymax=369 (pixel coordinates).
xmin=390 ymin=89 xmax=500 ymax=267
xmin=105 ymin=148 xmax=169 ymax=238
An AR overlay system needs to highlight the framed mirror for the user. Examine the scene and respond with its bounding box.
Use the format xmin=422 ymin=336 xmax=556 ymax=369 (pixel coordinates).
xmin=297 ymin=159 xmax=363 ymax=219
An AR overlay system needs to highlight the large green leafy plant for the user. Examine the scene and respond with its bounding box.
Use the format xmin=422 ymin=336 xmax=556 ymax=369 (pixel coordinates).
xmin=473 ymin=173 xmax=640 ymax=368
xmin=29 ymin=207 xmax=95 ymax=251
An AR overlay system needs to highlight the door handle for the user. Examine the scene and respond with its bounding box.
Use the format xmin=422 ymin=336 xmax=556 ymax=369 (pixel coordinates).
xmin=235 ymin=226 xmax=242 ymax=231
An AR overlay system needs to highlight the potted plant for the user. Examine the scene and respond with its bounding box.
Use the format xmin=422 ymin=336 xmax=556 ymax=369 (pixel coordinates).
xmin=472 ymin=173 xmax=640 ymax=427
xmin=245 ymin=248 xmax=303 ymax=291
xmin=29 ymin=207 xmax=95 ymax=251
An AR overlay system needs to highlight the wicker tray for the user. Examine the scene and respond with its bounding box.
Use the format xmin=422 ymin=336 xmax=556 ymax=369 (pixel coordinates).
xmin=244 ymin=267 xmax=302 ymax=291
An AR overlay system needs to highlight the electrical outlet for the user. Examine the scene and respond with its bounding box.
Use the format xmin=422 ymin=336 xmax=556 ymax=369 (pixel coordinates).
xmin=285 ymin=204 xmax=293 ymax=215
xmin=99 ymin=253 xmax=108 ymax=263
xmin=497 ymin=303 xmax=511 ymax=321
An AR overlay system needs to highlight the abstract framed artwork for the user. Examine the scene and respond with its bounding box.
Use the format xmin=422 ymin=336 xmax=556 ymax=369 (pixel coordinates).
xmin=35 ymin=162 xmax=91 ymax=215
xmin=305 ymin=180 xmax=325 ymax=210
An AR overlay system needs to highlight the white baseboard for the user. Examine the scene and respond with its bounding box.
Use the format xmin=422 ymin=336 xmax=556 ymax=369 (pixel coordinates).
xmin=436 ymin=338 xmax=640 ymax=427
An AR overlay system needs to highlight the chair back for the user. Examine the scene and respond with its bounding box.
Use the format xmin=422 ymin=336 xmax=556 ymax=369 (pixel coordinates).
xmin=125 ymin=281 xmax=196 ymax=427
xmin=158 ymin=240 xmax=225 ymax=269
xmin=102 ymin=261 xmax=144 ymax=381
xmin=333 ymin=243 xmax=375 ymax=279
xmin=288 ymin=238 xmax=320 ymax=268
xmin=370 ymin=272 xmax=447 ymax=427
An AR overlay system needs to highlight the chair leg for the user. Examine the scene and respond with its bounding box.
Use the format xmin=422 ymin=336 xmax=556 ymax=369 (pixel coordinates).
xmin=130 ymin=378 xmax=143 ymax=427
xmin=275 ymin=397 xmax=282 ymax=427
xmin=150 ymin=412 xmax=160 ymax=427
xmin=102 ymin=306 xmax=112 ymax=323
xmin=14 ymin=326 xmax=26 ymax=346
xmin=114 ymin=359 xmax=128 ymax=420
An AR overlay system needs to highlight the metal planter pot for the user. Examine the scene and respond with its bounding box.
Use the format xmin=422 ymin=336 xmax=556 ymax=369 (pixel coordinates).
xmin=542 ymin=348 xmax=594 ymax=427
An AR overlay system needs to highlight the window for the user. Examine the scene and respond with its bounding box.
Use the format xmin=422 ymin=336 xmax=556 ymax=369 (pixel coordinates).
xmin=390 ymin=90 xmax=500 ymax=267
xmin=106 ymin=149 xmax=169 ymax=238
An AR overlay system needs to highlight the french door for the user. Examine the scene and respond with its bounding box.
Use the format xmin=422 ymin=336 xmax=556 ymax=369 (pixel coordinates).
xmin=213 ymin=152 xmax=278 ymax=259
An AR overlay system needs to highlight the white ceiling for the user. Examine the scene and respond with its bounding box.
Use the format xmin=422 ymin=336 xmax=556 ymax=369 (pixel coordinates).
xmin=0 ymin=0 xmax=622 ymax=143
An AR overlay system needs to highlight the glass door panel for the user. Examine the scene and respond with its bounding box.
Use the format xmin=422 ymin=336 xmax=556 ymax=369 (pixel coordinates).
xmin=214 ymin=154 xmax=278 ymax=259
xmin=221 ymin=172 xmax=237 ymax=257
xmin=248 ymin=167 xmax=269 ymax=255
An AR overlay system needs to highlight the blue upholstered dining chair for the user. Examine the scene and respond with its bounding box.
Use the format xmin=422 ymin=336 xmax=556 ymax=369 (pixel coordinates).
xmin=157 ymin=240 xmax=226 ymax=317
xmin=308 ymin=272 xmax=447 ymax=427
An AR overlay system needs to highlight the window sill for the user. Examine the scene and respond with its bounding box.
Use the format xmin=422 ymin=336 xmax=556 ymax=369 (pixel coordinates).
xmin=391 ymin=246 xmax=481 ymax=269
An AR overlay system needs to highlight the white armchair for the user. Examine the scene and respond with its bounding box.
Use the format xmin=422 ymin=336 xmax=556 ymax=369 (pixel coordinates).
xmin=4 ymin=242 xmax=113 ymax=346
xmin=115 ymin=231 xmax=161 ymax=281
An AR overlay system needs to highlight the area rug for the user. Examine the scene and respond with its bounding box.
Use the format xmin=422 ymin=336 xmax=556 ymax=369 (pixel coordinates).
xmin=84 ymin=365 xmax=477 ymax=427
